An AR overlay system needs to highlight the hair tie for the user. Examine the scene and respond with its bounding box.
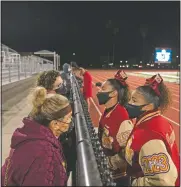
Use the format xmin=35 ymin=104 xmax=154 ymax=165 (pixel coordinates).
xmin=114 ymin=70 xmax=128 ymax=87
xmin=144 ymin=74 xmax=163 ymax=96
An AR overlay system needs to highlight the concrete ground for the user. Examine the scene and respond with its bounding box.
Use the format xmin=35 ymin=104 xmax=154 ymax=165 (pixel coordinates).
xmin=2 ymin=97 xmax=32 ymax=164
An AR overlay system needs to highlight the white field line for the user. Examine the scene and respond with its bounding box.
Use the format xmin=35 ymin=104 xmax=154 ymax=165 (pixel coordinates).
xmin=161 ymin=115 xmax=180 ymax=126
xmin=91 ymin=75 xmax=180 ymax=126
xmin=90 ymin=97 xmax=102 ymax=116
xmin=173 ymin=100 xmax=179 ymax=103
xmin=171 ymin=107 xmax=180 ymax=112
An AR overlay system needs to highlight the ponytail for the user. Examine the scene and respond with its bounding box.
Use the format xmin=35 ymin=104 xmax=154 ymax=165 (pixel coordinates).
xmin=137 ymin=82 xmax=172 ymax=113
xmin=29 ymin=87 xmax=47 ymax=117
xmin=108 ymin=79 xmax=131 ymax=105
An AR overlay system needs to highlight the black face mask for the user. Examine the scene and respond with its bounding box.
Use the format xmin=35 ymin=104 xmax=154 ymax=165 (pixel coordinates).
xmin=96 ymin=91 xmax=113 ymax=105
xmin=124 ymin=103 xmax=147 ymax=119
xmin=55 ymin=84 xmax=64 ymax=94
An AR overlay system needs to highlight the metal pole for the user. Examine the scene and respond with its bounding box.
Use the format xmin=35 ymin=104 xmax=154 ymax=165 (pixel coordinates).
xmin=25 ymin=58 xmax=27 ymax=78
xmin=30 ymin=57 xmax=32 ymax=75
xmin=18 ymin=58 xmax=20 ymax=80
xmin=59 ymin=55 xmax=60 ymax=69
xmin=53 ymin=52 xmax=56 ymax=70
xmin=112 ymin=43 xmax=115 ymax=64
xmin=71 ymin=75 xmax=103 ymax=186
xmin=56 ymin=54 xmax=58 ymax=70
xmin=8 ymin=63 xmax=11 ymax=83
xmin=108 ymin=52 xmax=109 ymax=63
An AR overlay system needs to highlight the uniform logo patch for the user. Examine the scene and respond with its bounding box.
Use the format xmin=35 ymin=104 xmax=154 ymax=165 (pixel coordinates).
xmin=117 ymin=130 xmax=131 ymax=146
xmin=125 ymin=136 xmax=134 ymax=166
xmin=102 ymin=127 xmax=113 ymax=149
xmin=141 ymin=153 xmax=170 ymax=176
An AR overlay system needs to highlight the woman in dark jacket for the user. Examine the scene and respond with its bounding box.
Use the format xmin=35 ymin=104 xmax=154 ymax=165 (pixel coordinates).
xmin=1 ymin=87 xmax=72 ymax=186
xmin=59 ymin=63 xmax=72 ymax=98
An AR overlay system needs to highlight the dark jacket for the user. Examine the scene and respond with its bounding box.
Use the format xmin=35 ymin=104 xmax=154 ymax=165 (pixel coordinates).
xmin=59 ymin=63 xmax=71 ymax=98
xmin=1 ymin=117 xmax=67 ymax=186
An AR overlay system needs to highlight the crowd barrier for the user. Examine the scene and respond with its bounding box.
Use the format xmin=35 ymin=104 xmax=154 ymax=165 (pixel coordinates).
xmin=70 ymin=74 xmax=116 ymax=186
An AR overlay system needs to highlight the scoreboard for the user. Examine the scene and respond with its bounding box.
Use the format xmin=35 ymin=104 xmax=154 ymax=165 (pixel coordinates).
xmin=154 ymin=48 xmax=172 ymax=63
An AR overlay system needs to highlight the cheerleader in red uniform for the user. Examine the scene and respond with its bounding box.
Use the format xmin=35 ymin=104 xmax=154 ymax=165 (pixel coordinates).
xmin=123 ymin=74 xmax=180 ymax=186
xmin=96 ymin=70 xmax=134 ymax=186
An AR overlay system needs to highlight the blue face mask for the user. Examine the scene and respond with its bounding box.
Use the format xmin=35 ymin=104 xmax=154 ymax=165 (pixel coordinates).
xmin=124 ymin=103 xmax=147 ymax=119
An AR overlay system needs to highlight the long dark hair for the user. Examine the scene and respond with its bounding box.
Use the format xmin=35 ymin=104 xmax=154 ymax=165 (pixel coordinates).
xmin=107 ymin=79 xmax=130 ymax=105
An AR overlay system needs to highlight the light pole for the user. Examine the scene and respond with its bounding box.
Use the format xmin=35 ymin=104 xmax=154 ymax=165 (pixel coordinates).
xmin=140 ymin=26 xmax=148 ymax=65
xmin=106 ymin=20 xmax=119 ymax=66
xmin=112 ymin=44 xmax=115 ymax=65
xmin=112 ymin=27 xmax=119 ymax=64
xmin=72 ymin=53 xmax=76 ymax=62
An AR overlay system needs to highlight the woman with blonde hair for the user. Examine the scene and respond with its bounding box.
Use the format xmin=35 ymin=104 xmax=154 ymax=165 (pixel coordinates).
xmin=1 ymin=87 xmax=72 ymax=186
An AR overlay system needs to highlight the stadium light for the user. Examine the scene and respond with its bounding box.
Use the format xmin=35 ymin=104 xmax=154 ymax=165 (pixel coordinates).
xmin=120 ymin=61 xmax=122 ymax=63
xmin=140 ymin=61 xmax=142 ymax=64
xmin=176 ymin=56 xmax=179 ymax=58
xmin=125 ymin=61 xmax=128 ymax=63
xmin=73 ymin=53 xmax=76 ymax=56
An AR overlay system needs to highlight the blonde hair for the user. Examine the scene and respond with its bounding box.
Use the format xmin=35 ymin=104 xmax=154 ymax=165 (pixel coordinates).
xmin=29 ymin=87 xmax=70 ymax=121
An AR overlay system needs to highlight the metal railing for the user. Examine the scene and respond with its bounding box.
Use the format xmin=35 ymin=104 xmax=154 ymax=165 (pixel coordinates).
xmin=1 ymin=44 xmax=54 ymax=85
xmin=71 ymin=74 xmax=115 ymax=186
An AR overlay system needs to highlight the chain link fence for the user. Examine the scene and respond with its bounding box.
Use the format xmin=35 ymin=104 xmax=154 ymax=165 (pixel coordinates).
xmin=1 ymin=44 xmax=54 ymax=85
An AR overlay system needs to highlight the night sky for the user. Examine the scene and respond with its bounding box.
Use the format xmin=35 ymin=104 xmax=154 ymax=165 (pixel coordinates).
xmin=1 ymin=1 xmax=180 ymax=67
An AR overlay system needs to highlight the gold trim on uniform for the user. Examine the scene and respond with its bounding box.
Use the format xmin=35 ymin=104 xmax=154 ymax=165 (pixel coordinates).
xmin=136 ymin=110 xmax=161 ymax=126
xmin=125 ymin=136 xmax=134 ymax=166
xmin=105 ymin=104 xmax=119 ymax=118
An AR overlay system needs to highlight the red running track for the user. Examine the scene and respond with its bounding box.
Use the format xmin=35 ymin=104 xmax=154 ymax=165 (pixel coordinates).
xmin=88 ymin=70 xmax=180 ymax=150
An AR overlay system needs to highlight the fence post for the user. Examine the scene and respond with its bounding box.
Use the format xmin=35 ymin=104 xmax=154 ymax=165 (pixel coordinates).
xmin=18 ymin=60 xmax=20 ymax=80
xmin=30 ymin=57 xmax=33 ymax=75
xmin=8 ymin=64 xmax=11 ymax=83
xmin=24 ymin=59 xmax=27 ymax=78
xmin=177 ymin=70 xmax=180 ymax=84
